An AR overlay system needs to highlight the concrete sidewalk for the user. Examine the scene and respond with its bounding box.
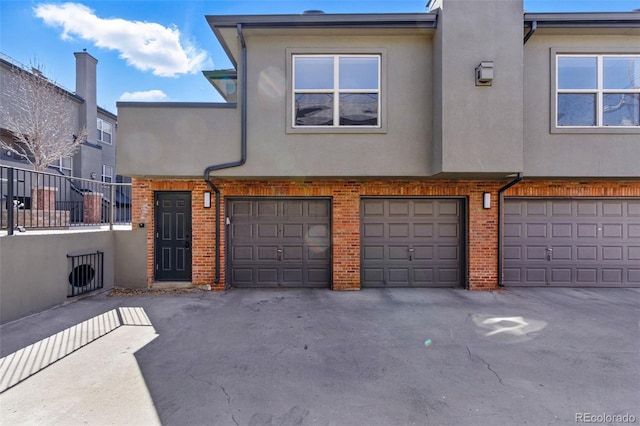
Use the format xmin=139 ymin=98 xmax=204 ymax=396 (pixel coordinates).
xmin=1 ymin=288 xmax=638 ymax=425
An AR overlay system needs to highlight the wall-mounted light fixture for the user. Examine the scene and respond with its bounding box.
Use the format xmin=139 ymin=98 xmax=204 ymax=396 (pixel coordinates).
xmin=204 ymin=191 xmax=212 ymax=208
xmin=475 ymin=61 xmax=494 ymax=86
xmin=483 ymin=192 xmax=491 ymax=209
xmin=89 ymin=172 xmax=96 ymax=180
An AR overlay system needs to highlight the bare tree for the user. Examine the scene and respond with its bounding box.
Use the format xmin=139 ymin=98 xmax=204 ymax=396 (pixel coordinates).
xmin=0 ymin=61 xmax=87 ymax=172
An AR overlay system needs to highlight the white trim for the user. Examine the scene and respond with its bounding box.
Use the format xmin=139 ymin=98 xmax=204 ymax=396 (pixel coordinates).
xmin=555 ymin=53 xmax=640 ymax=129
xmin=292 ymin=54 xmax=381 ymax=129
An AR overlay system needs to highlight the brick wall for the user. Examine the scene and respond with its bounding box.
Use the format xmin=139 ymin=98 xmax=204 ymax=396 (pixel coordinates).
xmin=504 ymin=180 xmax=640 ymax=197
xmin=132 ymin=178 xmax=509 ymax=290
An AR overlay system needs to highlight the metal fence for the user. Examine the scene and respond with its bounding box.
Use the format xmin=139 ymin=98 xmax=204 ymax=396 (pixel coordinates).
xmin=1 ymin=165 xmax=131 ymax=235
xmin=67 ymin=251 xmax=104 ymax=297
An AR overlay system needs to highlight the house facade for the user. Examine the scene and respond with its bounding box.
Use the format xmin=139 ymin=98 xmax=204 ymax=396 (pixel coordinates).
xmin=117 ymin=0 xmax=640 ymax=290
xmin=0 ymin=51 xmax=119 ymax=196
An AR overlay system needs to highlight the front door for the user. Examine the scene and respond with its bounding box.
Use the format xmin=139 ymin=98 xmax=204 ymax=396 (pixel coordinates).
xmin=155 ymin=192 xmax=192 ymax=281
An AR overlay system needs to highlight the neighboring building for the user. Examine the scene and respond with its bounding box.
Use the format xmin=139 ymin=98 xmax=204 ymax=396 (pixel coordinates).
xmin=117 ymin=0 xmax=640 ymax=290
xmin=0 ymin=52 xmax=120 ymax=201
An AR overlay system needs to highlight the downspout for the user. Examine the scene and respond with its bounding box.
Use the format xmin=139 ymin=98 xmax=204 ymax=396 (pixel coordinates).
xmin=523 ymin=21 xmax=537 ymax=44
xmin=203 ymin=23 xmax=247 ymax=285
xmin=497 ymin=173 xmax=523 ymax=287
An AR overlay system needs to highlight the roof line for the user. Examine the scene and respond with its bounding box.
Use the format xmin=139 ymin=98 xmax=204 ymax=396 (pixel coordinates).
xmin=206 ymin=13 xmax=438 ymax=29
xmin=524 ymin=12 xmax=640 ymax=28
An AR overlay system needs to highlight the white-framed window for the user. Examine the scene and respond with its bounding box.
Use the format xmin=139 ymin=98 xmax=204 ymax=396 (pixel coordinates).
xmin=56 ymin=156 xmax=73 ymax=174
xmin=97 ymin=118 xmax=113 ymax=144
xmin=556 ymin=54 xmax=640 ymax=128
xmin=102 ymin=164 xmax=113 ymax=183
xmin=292 ymin=54 xmax=381 ymax=128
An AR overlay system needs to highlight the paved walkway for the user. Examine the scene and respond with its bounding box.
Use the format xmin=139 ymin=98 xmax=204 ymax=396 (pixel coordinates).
xmin=1 ymin=288 xmax=638 ymax=425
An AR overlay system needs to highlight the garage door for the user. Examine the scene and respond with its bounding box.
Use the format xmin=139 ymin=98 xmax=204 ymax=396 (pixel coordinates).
xmin=361 ymin=198 xmax=464 ymax=287
xmin=504 ymin=199 xmax=640 ymax=287
xmin=228 ymin=198 xmax=331 ymax=288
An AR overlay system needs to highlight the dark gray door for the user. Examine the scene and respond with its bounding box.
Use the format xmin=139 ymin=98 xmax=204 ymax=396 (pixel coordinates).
xmin=503 ymin=199 xmax=640 ymax=287
xmin=228 ymin=198 xmax=331 ymax=288
xmin=154 ymin=192 xmax=192 ymax=281
xmin=361 ymin=198 xmax=464 ymax=287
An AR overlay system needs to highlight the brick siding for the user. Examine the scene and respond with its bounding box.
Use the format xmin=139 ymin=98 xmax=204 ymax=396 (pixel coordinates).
xmin=131 ymin=178 xmax=640 ymax=291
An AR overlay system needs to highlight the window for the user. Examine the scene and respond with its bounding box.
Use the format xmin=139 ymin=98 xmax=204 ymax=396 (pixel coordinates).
xmin=556 ymin=54 xmax=640 ymax=128
xmin=56 ymin=156 xmax=73 ymax=175
xmin=102 ymin=165 xmax=113 ymax=183
xmin=97 ymin=118 xmax=112 ymax=144
xmin=293 ymin=54 xmax=380 ymax=128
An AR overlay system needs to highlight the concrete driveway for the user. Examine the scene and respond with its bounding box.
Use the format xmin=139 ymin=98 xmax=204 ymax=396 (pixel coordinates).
xmin=1 ymin=288 xmax=638 ymax=426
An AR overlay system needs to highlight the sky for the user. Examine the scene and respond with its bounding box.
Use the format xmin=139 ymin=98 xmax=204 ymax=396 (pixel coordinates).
xmin=1 ymin=0 xmax=639 ymax=113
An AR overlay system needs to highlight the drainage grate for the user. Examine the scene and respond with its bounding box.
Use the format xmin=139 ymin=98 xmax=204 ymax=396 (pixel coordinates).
xmin=67 ymin=251 xmax=104 ymax=297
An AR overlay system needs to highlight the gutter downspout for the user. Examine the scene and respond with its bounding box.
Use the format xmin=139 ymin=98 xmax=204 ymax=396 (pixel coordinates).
xmin=497 ymin=173 xmax=523 ymax=287
xmin=524 ymin=21 xmax=537 ymax=44
xmin=203 ymin=23 xmax=247 ymax=285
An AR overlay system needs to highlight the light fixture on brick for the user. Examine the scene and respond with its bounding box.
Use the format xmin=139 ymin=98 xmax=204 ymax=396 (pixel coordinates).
xmin=204 ymin=191 xmax=211 ymax=208
xmin=483 ymin=192 xmax=491 ymax=209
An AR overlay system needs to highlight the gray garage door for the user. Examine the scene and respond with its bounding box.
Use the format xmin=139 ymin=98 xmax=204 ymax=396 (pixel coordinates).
xmin=361 ymin=198 xmax=464 ymax=287
xmin=228 ymin=198 xmax=331 ymax=288
xmin=504 ymin=198 xmax=640 ymax=287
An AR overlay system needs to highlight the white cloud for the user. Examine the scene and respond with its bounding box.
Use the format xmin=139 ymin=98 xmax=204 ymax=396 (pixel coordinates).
xmin=34 ymin=2 xmax=211 ymax=77
xmin=119 ymin=90 xmax=168 ymax=102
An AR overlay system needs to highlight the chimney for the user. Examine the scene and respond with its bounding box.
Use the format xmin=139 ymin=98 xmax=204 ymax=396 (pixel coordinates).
xmin=74 ymin=51 xmax=98 ymax=143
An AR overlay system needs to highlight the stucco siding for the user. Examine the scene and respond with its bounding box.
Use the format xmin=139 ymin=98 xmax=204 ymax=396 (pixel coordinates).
xmin=116 ymin=105 xmax=241 ymax=177
xmin=523 ymin=34 xmax=640 ymax=177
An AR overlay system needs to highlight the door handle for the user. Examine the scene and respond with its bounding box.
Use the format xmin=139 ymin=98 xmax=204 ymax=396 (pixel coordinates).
xmin=278 ymin=248 xmax=283 ymax=261
xmin=408 ymin=247 xmax=414 ymax=262
xmin=545 ymin=247 xmax=552 ymax=261
xmin=185 ymin=241 xmax=191 ymax=249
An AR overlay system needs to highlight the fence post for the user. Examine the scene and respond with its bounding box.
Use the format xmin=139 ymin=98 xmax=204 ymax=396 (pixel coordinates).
xmin=7 ymin=167 xmax=14 ymax=236
xmin=110 ymin=184 xmax=115 ymax=230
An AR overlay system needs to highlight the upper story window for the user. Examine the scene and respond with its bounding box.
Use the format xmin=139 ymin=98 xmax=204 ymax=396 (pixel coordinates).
xmin=56 ymin=156 xmax=73 ymax=175
xmin=97 ymin=118 xmax=112 ymax=144
xmin=293 ymin=54 xmax=380 ymax=128
xmin=556 ymin=54 xmax=640 ymax=128
xmin=102 ymin=164 xmax=113 ymax=183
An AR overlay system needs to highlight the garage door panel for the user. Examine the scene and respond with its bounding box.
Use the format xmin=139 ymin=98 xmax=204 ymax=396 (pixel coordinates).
xmin=232 ymin=223 xmax=253 ymax=239
xmin=603 ymin=269 xmax=623 ymax=283
xmin=576 ymin=269 xmax=597 ymax=283
xmin=389 ymin=223 xmax=410 ymax=238
xmin=414 ymin=223 xmax=434 ymax=237
xmin=283 ymin=224 xmax=303 ymax=238
xmin=577 ymin=224 xmax=598 ymax=238
xmin=552 ymin=223 xmax=572 ymax=238
xmin=577 ymin=246 xmax=597 ymax=261
xmin=257 ymin=201 xmax=278 ymax=217
xmin=504 ymin=199 xmax=640 ymax=287
xmin=628 ymin=269 xmax=640 ymax=283
xmin=413 ymin=246 xmax=434 ymax=260
xmin=438 ymin=201 xmax=459 ymax=216
xmin=578 ymin=201 xmax=598 ymax=216
xmin=389 ymin=201 xmax=410 ymax=216
xmin=602 ymin=224 xmax=623 ymax=238
xmin=229 ymin=199 xmax=331 ymax=288
xmin=257 ymin=224 xmax=278 ymax=238
xmin=389 ymin=246 xmax=409 ymax=260
xmin=552 ymin=246 xmax=572 ymax=261
xmin=308 ymin=224 xmax=329 ymax=238
xmin=361 ymin=198 xmax=464 ymax=288
xmin=258 ymin=246 xmax=279 ymax=261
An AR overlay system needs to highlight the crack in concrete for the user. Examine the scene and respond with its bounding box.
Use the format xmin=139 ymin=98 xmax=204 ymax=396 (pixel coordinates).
xmin=220 ymin=385 xmax=239 ymax=426
xmin=466 ymin=345 xmax=505 ymax=386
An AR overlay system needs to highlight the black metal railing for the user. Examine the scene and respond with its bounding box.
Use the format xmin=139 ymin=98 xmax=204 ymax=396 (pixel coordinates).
xmin=1 ymin=165 xmax=131 ymax=234
xmin=67 ymin=251 xmax=104 ymax=297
